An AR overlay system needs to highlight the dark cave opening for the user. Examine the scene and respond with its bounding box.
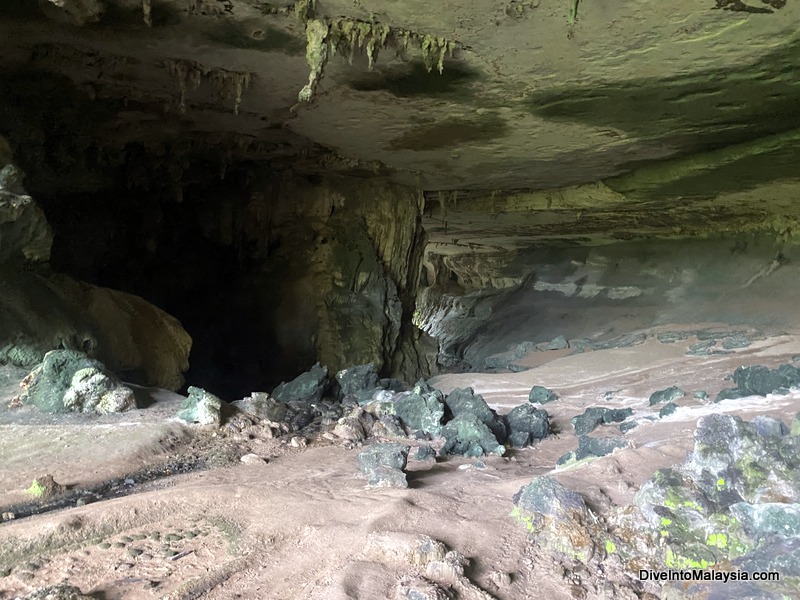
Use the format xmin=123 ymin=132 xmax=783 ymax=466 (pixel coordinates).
xmin=29 ymin=156 xmax=308 ymax=400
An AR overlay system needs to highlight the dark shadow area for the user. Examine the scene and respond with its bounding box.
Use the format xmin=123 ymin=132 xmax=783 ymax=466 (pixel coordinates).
xmin=387 ymin=114 xmax=508 ymax=151
xmin=349 ymin=60 xmax=480 ymax=100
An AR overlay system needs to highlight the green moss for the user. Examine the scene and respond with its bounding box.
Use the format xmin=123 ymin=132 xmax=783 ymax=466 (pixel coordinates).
xmin=707 ymin=532 xmax=728 ymax=548
xmin=207 ymin=516 xmax=243 ymax=555
xmin=605 ymin=539 xmax=616 ymax=554
xmin=660 ymin=517 xmax=673 ymax=527
xmin=737 ymin=458 xmax=769 ymax=496
xmin=665 ymin=546 xmax=713 ymax=570
xmin=26 ymin=480 xmax=45 ymax=498
xmin=510 ymin=506 xmax=537 ymax=533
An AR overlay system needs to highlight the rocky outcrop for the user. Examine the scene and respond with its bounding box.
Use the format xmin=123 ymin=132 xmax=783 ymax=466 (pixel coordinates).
xmin=0 ymin=268 xmax=191 ymax=390
xmin=512 ymin=476 xmax=601 ymax=564
xmin=242 ymin=175 xmax=436 ymax=386
xmin=18 ymin=349 xmax=136 ymax=414
xmin=0 ymin=137 xmax=192 ymax=390
xmin=0 ymin=164 xmax=52 ymax=264
xmin=415 ymin=232 xmax=800 ymax=372
xmin=176 ymin=386 xmax=223 ymax=426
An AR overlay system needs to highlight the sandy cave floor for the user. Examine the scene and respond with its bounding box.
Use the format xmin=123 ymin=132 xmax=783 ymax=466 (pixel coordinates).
xmin=2 ymin=325 xmax=800 ymax=599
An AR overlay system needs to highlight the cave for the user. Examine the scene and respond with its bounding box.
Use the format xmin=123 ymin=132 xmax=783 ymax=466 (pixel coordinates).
xmin=2 ymin=1 xmax=800 ymax=599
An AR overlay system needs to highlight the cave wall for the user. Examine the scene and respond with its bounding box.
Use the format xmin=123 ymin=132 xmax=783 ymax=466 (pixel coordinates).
xmin=416 ymin=231 xmax=800 ymax=371
xmin=11 ymin=145 xmax=437 ymax=397
xmin=212 ymin=172 xmax=438 ymax=388
xmin=0 ymin=139 xmax=192 ymax=390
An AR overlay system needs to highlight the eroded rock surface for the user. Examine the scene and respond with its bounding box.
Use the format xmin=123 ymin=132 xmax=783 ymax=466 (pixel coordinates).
xmin=18 ymin=349 xmax=135 ymax=414
xmin=357 ymin=442 xmax=410 ymax=488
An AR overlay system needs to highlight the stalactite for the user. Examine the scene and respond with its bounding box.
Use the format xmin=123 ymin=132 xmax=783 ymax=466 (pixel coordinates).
xmin=166 ymin=59 xmax=252 ymax=114
xmin=298 ymin=18 xmax=458 ymax=101
xmin=568 ymin=0 xmax=580 ymax=24
xmin=142 ymin=0 xmax=152 ymax=26
xmin=297 ymin=19 xmax=330 ymax=102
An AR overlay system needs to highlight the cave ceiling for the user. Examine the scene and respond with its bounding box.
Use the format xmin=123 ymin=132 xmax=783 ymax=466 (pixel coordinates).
xmin=1 ymin=0 xmax=800 ymax=236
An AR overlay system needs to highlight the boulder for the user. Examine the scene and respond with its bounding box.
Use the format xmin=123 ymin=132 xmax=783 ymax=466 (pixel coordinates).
xmin=528 ymin=385 xmax=558 ymax=404
xmin=413 ymin=445 xmax=437 ymax=462
xmin=546 ymin=335 xmax=569 ymax=350
xmin=571 ymin=406 xmax=633 ymax=436
xmin=686 ymin=340 xmax=716 ymax=356
xmin=722 ymin=334 xmax=753 ymax=349
xmin=505 ymin=403 xmax=550 ymax=447
xmin=372 ymin=414 xmax=406 ymax=437
xmin=176 ymin=386 xmax=222 ymax=426
xmin=557 ymin=435 xmax=630 ymax=465
xmin=336 ymin=363 xmax=380 ymax=396
xmin=577 ymin=435 xmax=629 ymax=459
xmin=395 ymin=577 xmax=454 ymax=600
xmin=272 ymin=362 xmax=328 ymax=403
xmin=357 ymin=443 xmax=410 ymax=488
xmin=648 ymin=386 xmax=684 ymax=406
xmin=659 ymin=402 xmax=678 ymax=418
xmin=63 ymin=366 xmax=136 ymax=413
xmin=630 ymin=413 xmax=800 ymax=573
xmin=333 ymin=408 xmax=373 ymax=442
xmin=440 ymin=415 xmax=505 ymax=457
xmin=444 ymin=387 xmax=507 ymax=443
xmin=27 ymin=474 xmax=67 ymax=499
xmin=732 ymin=364 xmax=800 ymax=397
xmin=753 ymin=415 xmax=788 ymax=438
xmin=393 ymin=388 xmax=445 ymax=436
xmin=730 ymin=502 xmax=800 ymax=539
xmin=0 ymin=270 xmax=192 ymax=390
xmin=686 ymin=413 xmax=800 ymax=506
xmin=19 ymin=349 xmax=135 ymax=414
xmin=233 ymin=392 xmax=288 ymax=422
xmin=512 ymin=476 xmax=597 ymax=563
